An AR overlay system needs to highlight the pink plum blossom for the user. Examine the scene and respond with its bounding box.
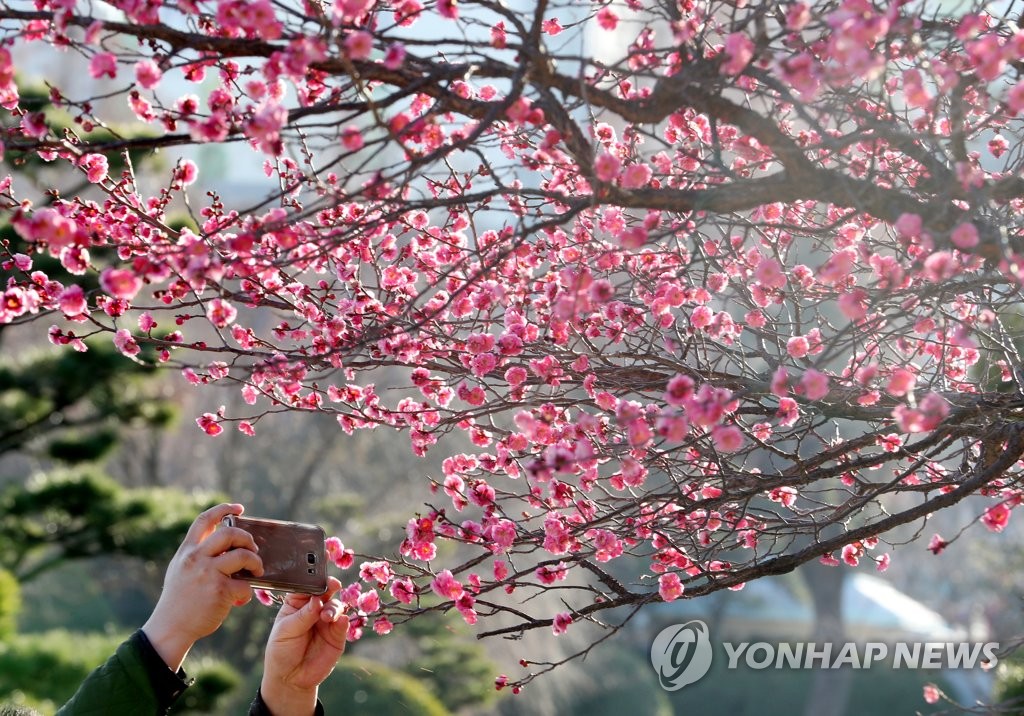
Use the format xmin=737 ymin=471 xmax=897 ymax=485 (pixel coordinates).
xmin=777 ymin=397 xmax=799 ymax=427
xmin=175 ymin=159 xmax=198 ymax=186
xmin=841 ymin=543 xmax=862 ymax=566
xmin=345 ymin=31 xmax=374 ymax=60
xmin=438 ymin=0 xmax=457 ymax=19
xmin=383 ymin=43 xmax=406 ymax=70
xmin=113 ymin=329 xmax=140 ymax=357
xmin=597 ymin=8 xmax=618 ymax=30
xmin=59 ymin=285 xmax=87 ymax=316
xmin=135 ymin=59 xmax=162 ymax=89
xmin=665 ymin=374 xmax=695 ymax=406
xmin=893 ymin=392 xmax=949 ymax=433
xmin=620 ymin=163 xmax=652 ymax=189
xmin=390 ymin=577 xmax=416 ymax=604
xmin=658 ymin=572 xmax=684 ymax=602
xmin=711 ymin=424 xmax=744 ymax=452
xmin=721 ymin=32 xmax=755 ymax=75
xmin=552 ymin=612 xmax=573 ymax=635
xmin=78 ymin=153 xmax=108 ymax=184
xmin=982 ymin=502 xmax=1011 ymax=533
xmin=886 ymin=367 xmax=916 ymax=397
xmin=542 ymin=18 xmax=563 ymax=36
xmin=950 ymin=222 xmax=979 ymax=250
xmin=787 ymin=336 xmax=810 ymax=358
xmin=356 ymin=589 xmax=380 ymax=614
xmin=89 ymin=52 xmax=117 ymax=79
xmin=800 ymin=369 xmax=830 ymax=400
xmin=100 ymin=268 xmax=142 ymax=300
xmin=895 ymin=213 xmax=922 ymax=238
xmin=431 ymin=569 xmax=464 ymax=600
xmin=594 ymin=152 xmax=622 ymax=182
xmin=786 ymin=2 xmax=810 ymax=30
xmin=207 ymin=298 xmax=238 ymax=328
xmin=196 ymin=412 xmax=223 ymax=436
xmin=755 ymin=257 xmax=786 ymax=289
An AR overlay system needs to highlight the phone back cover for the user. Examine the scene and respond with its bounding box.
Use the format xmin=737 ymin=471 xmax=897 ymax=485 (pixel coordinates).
xmin=227 ymin=516 xmax=328 ymax=594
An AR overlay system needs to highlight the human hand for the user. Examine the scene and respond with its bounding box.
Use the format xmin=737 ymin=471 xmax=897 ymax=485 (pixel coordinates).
xmin=142 ymin=503 xmax=263 ymax=670
xmin=260 ymin=577 xmax=348 ymax=716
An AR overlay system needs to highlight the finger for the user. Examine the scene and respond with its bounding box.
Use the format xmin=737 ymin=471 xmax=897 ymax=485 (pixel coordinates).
xmin=277 ymin=593 xmax=324 ymax=637
xmin=226 ymin=578 xmax=255 ymax=605
xmin=321 ymin=597 xmax=344 ymax=623
xmin=274 ymin=593 xmax=306 ymax=619
xmin=201 ymin=526 xmax=259 ymax=557
xmin=213 ymin=548 xmax=263 ymax=577
xmin=283 ymin=592 xmax=314 ymax=610
xmin=184 ymin=503 xmax=244 ymax=545
xmin=324 ymin=613 xmax=350 ymax=652
xmin=320 ymin=576 xmax=342 ymax=601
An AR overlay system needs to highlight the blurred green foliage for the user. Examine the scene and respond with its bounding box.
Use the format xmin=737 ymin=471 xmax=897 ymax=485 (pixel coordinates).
xmin=0 ymin=631 xmax=130 ymax=712
xmin=169 ymin=657 xmax=243 ymax=715
xmin=0 ymin=469 xmax=218 ymax=582
xmin=317 ymin=656 xmax=452 ymax=716
xmin=0 ymin=569 xmax=20 ymax=640
xmin=15 ymin=561 xmax=121 ymax=635
xmin=0 ymin=338 xmax=175 ymax=461
xmin=564 ymin=646 xmax=673 ymax=716
xmin=0 ymin=630 xmax=240 ymax=715
xmin=994 ymin=652 xmax=1024 ymax=713
xmin=45 ymin=430 xmax=119 ymax=465
xmin=401 ymin=611 xmax=501 ymax=712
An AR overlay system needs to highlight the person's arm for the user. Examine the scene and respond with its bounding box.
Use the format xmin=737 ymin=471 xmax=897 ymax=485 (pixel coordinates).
xmin=57 ymin=503 xmax=263 ymax=715
xmin=142 ymin=502 xmax=264 ymax=670
xmin=248 ymin=689 xmax=325 ymax=716
xmin=253 ymin=577 xmax=348 ymax=716
xmin=55 ymin=630 xmax=190 ymax=716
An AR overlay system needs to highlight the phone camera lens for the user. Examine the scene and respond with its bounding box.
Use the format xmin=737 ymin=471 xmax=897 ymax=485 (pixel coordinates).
xmin=307 ymin=552 xmax=316 ymax=564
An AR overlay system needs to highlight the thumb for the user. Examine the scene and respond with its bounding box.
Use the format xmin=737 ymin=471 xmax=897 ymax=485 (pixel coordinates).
xmin=279 ymin=595 xmax=323 ymax=636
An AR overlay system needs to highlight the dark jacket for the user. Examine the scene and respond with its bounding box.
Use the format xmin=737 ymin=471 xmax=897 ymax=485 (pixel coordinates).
xmin=55 ymin=629 xmax=324 ymax=715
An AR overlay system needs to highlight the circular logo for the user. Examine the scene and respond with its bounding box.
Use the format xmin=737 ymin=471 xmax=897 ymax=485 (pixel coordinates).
xmin=650 ymin=620 xmax=714 ymax=691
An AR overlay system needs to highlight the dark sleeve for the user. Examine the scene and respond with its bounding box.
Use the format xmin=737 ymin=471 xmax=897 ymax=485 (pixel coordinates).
xmin=133 ymin=629 xmax=194 ymax=708
xmin=248 ymin=689 xmax=326 ymax=716
xmin=56 ymin=629 xmax=192 ymax=716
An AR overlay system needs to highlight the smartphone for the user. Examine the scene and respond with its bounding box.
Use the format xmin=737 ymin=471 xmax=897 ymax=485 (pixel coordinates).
xmin=221 ymin=515 xmax=328 ymax=595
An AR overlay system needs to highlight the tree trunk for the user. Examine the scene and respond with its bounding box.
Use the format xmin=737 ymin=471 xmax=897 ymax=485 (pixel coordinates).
xmin=801 ymin=563 xmax=851 ymax=716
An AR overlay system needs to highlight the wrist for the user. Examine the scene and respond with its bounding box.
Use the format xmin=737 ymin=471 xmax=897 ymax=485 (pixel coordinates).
xmin=141 ymin=613 xmax=195 ymax=672
xmin=259 ymin=678 xmax=317 ymax=716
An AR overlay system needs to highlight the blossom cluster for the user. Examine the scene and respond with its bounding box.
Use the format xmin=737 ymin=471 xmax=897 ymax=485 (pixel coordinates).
xmin=2 ymin=0 xmax=1023 ymax=688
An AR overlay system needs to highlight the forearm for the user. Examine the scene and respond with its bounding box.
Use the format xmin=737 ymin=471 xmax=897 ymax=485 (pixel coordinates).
xmin=253 ymin=683 xmax=321 ymax=716
xmin=141 ymin=614 xmax=195 ymax=672
xmin=57 ymin=630 xmax=191 ymax=715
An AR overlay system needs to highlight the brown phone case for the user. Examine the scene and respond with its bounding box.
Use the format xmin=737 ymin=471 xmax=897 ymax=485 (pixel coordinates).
xmin=221 ymin=515 xmax=328 ymax=595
